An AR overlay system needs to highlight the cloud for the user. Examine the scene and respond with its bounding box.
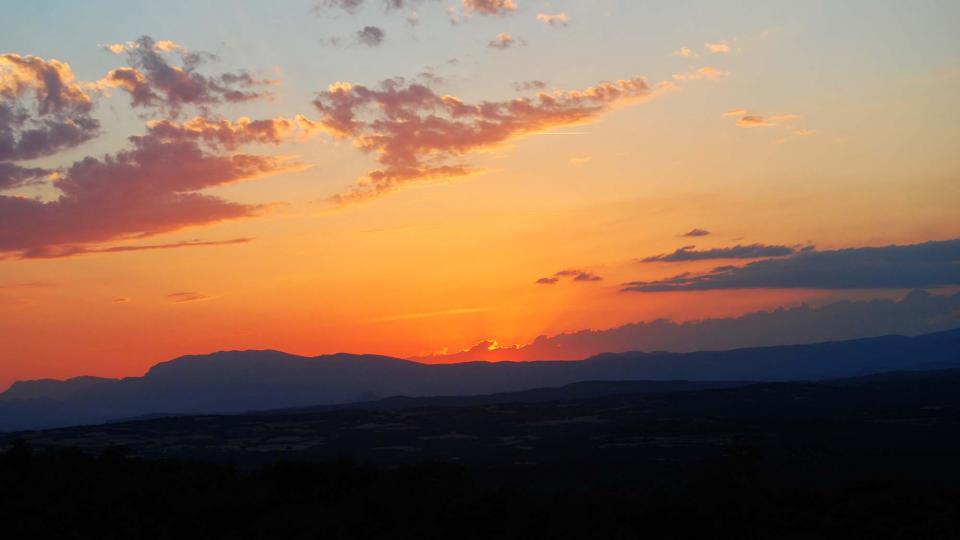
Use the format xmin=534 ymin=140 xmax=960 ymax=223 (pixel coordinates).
xmin=641 ymin=243 xmax=800 ymax=263
xmin=0 ymin=162 xmax=51 ymax=191
xmin=733 ymin=113 xmax=800 ymax=128
xmin=20 ymin=238 xmax=253 ymax=259
xmin=312 ymin=74 xmax=670 ymax=203
xmin=0 ymin=128 xmax=302 ymax=259
xmin=315 ymin=0 xmax=367 ymax=13
xmin=680 ymin=228 xmax=710 ymax=237
xmin=536 ymin=12 xmax=569 ymax=26
xmin=97 ymin=36 xmax=272 ymax=116
xmin=0 ymin=281 xmax=51 ymax=290
xmin=313 ymin=0 xmax=423 ymax=14
xmin=672 ymin=66 xmax=728 ymax=81
xmin=513 ymin=80 xmax=546 ymax=91
xmin=373 ymin=306 xmax=497 ymax=322
xmin=0 ymin=53 xmax=100 ymax=162
xmin=145 ymin=115 xmax=321 ymax=148
xmin=537 ymin=269 xmax=603 ymax=284
xmin=356 ymin=26 xmax=386 ymax=47
xmin=793 ymin=128 xmax=816 ymax=136
xmin=463 ymin=0 xmax=516 ymax=16
xmin=569 ymin=156 xmax=592 ymax=165
xmin=488 ymin=32 xmax=522 ymax=50
xmin=722 ymin=108 xmax=746 ymax=117
xmin=705 ymin=41 xmax=730 ymax=54
xmin=672 ymin=47 xmax=694 ymax=58
xmin=110 ymin=297 xmax=130 ymax=303
xmin=625 ymin=239 xmax=960 ymax=292
xmin=414 ymin=290 xmax=960 ymax=362
xmin=167 ymin=291 xmax=210 ymax=303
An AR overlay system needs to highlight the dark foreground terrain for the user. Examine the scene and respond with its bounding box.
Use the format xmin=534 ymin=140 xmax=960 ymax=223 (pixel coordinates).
xmin=3 ymin=369 xmax=960 ymax=538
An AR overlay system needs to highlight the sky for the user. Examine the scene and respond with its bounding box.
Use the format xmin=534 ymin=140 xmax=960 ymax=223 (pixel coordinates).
xmin=1 ymin=0 xmax=959 ymax=388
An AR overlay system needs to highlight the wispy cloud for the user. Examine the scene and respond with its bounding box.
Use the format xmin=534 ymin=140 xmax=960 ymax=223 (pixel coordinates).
xmin=641 ymin=243 xmax=801 ymax=263
xmin=373 ymin=306 xmax=498 ymax=322
xmin=705 ymin=40 xmax=730 ymax=54
xmin=167 ymin=292 xmax=212 ymax=303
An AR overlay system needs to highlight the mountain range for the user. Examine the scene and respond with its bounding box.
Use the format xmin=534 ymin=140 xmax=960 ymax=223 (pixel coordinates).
xmin=1 ymin=328 xmax=958 ymax=432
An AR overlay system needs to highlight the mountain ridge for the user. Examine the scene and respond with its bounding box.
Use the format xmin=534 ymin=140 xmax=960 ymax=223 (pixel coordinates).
xmin=1 ymin=329 xmax=958 ymax=432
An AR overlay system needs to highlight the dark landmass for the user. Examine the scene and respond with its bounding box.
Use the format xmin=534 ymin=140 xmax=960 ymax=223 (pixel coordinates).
xmin=3 ymin=367 xmax=960 ymax=538
xmin=3 ymin=328 xmax=959 ymax=432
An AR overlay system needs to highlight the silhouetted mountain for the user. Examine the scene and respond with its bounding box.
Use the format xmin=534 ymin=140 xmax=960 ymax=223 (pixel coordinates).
xmin=1 ymin=329 xmax=958 ymax=432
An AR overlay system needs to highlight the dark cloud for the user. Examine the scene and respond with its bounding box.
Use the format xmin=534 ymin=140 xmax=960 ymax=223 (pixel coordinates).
xmin=0 ymin=162 xmax=50 ymax=191
xmin=680 ymin=228 xmax=710 ymax=237
xmin=100 ymin=36 xmax=272 ymax=116
xmin=625 ymin=239 xmax=960 ymax=292
xmin=537 ymin=269 xmax=603 ymax=285
xmin=356 ymin=26 xmax=386 ymax=47
xmin=312 ymin=75 xmax=657 ymax=202
xmin=414 ymin=290 xmax=960 ymax=362
xmin=314 ymin=0 xmax=429 ymax=14
xmin=0 ymin=130 xmax=300 ymax=259
xmin=641 ymin=243 xmax=798 ymax=262
xmin=0 ymin=53 xmax=100 ymax=162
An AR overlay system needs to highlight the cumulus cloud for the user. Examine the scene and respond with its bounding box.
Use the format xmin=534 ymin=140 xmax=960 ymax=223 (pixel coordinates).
xmin=536 ymin=12 xmax=569 ymax=26
xmin=0 ymin=53 xmax=100 ymax=162
xmin=415 ymin=290 xmax=960 ymax=362
xmin=488 ymin=32 xmax=522 ymax=49
xmin=569 ymin=156 xmax=592 ymax=165
xmin=312 ymin=75 xmax=668 ymax=203
xmin=144 ymin=115 xmax=320 ymax=149
xmin=537 ymin=269 xmax=603 ymax=284
xmin=98 ymin=36 xmax=272 ymax=116
xmin=463 ymin=0 xmax=516 ymax=16
xmin=625 ymin=239 xmax=960 ymax=292
xmin=672 ymin=47 xmax=694 ymax=57
xmin=680 ymin=228 xmax=711 ymax=237
xmin=705 ymin=40 xmax=730 ymax=54
xmin=641 ymin=243 xmax=800 ymax=263
xmin=356 ymin=26 xmax=386 ymax=46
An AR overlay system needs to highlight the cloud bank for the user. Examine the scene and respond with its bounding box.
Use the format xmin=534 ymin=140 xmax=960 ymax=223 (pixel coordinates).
xmin=415 ymin=290 xmax=960 ymax=362
xmin=625 ymin=239 xmax=960 ymax=292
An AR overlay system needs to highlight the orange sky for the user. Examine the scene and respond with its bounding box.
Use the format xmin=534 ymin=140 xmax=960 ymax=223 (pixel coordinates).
xmin=1 ymin=1 xmax=959 ymax=388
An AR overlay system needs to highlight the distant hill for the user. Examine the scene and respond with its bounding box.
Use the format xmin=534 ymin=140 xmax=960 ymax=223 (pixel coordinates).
xmin=1 ymin=329 xmax=958 ymax=432
xmin=6 ymin=366 xmax=960 ymax=473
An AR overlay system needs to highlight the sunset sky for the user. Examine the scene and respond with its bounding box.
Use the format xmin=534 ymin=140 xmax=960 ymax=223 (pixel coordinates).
xmin=1 ymin=0 xmax=959 ymax=388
